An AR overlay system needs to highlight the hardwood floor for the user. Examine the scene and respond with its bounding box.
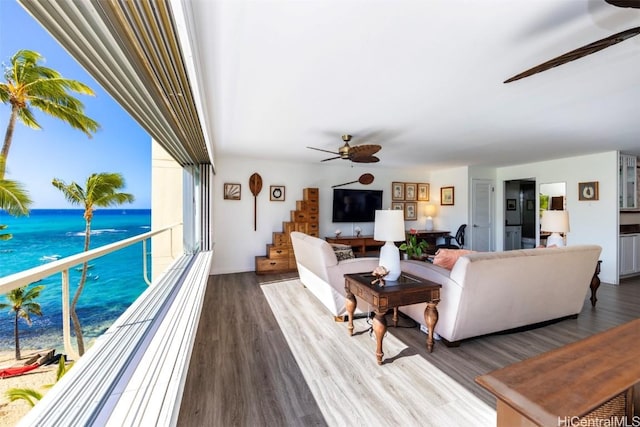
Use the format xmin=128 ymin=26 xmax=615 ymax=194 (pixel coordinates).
xmin=178 ymin=272 xmax=640 ymax=426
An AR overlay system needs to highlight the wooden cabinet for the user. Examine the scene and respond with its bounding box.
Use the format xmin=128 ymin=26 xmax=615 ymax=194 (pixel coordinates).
xmin=255 ymin=187 xmax=319 ymax=275
xmin=619 ymin=234 xmax=640 ymax=277
xmin=325 ymin=235 xmax=384 ymax=256
xmin=619 ymin=154 xmax=637 ymax=210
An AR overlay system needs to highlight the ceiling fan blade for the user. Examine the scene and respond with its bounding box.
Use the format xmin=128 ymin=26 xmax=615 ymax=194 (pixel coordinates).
xmin=504 ymin=26 xmax=640 ymax=83
xmin=321 ymin=156 xmax=341 ymax=162
xmin=307 ymin=146 xmax=339 ymax=155
xmin=349 ymin=144 xmax=382 ymax=157
xmin=605 ymin=0 xmax=640 ymax=7
xmin=351 ymin=155 xmax=380 ymax=163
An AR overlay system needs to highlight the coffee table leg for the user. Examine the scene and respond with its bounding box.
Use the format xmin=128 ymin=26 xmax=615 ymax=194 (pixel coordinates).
xmin=424 ymin=302 xmax=439 ymax=353
xmin=372 ymin=310 xmax=387 ymax=365
xmin=345 ymin=289 xmax=357 ymax=336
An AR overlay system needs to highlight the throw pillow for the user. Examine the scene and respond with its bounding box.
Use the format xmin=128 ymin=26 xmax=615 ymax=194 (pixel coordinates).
xmin=331 ymin=243 xmax=355 ymax=261
xmin=433 ymin=248 xmax=475 ymax=270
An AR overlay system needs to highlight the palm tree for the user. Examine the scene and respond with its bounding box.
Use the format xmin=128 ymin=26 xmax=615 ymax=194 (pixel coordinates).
xmin=0 ymin=284 xmax=44 ymax=360
xmin=0 ymin=49 xmax=99 ymax=179
xmin=52 ymin=173 xmax=134 ymax=355
xmin=0 ymin=156 xmax=31 ymax=240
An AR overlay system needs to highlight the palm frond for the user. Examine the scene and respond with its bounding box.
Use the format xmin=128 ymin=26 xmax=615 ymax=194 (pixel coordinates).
xmin=0 ymin=172 xmax=32 ymax=216
xmin=3 ymin=49 xmax=98 ymax=138
xmin=6 ymin=387 xmax=43 ymax=407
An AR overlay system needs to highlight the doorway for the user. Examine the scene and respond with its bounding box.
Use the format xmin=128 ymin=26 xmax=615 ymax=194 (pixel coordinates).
xmin=504 ymin=179 xmax=536 ymax=250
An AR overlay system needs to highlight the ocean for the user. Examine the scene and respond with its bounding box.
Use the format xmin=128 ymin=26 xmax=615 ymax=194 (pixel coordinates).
xmin=0 ymin=209 xmax=151 ymax=353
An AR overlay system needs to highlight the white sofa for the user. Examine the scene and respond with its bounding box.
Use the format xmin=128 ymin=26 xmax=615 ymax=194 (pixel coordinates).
xmin=399 ymin=245 xmax=602 ymax=344
xmin=290 ymin=231 xmax=380 ymax=317
xmin=291 ymin=232 xmax=602 ymax=345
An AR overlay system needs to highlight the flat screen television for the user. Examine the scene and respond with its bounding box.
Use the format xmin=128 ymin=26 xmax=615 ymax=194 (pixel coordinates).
xmin=332 ymin=188 xmax=383 ymax=223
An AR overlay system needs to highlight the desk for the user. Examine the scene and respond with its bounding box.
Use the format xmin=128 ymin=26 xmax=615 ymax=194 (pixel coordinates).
xmin=476 ymin=319 xmax=640 ymax=426
xmin=408 ymin=230 xmax=450 ymax=254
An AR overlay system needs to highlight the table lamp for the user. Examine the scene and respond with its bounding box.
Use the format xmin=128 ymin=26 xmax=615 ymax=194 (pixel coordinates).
xmin=541 ymin=210 xmax=570 ymax=247
xmin=424 ymin=204 xmax=437 ymax=231
xmin=374 ymin=209 xmax=405 ymax=281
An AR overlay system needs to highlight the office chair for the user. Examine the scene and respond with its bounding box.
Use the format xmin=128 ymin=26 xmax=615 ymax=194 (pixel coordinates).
xmin=435 ymin=224 xmax=466 ymax=250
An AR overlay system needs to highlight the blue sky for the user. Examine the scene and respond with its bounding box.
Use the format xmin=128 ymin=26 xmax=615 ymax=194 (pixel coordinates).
xmin=0 ymin=1 xmax=151 ymax=209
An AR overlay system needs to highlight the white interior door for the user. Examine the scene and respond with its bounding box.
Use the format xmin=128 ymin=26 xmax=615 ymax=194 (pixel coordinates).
xmin=471 ymin=179 xmax=494 ymax=251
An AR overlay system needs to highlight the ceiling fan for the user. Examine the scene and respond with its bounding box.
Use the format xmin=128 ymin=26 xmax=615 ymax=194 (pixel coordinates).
xmin=504 ymin=0 xmax=640 ymax=83
xmin=307 ymin=134 xmax=381 ymax=163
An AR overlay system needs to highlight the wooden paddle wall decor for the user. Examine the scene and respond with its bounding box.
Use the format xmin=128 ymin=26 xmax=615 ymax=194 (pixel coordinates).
xmin=249 ymin=173 xmax=263 ymax=230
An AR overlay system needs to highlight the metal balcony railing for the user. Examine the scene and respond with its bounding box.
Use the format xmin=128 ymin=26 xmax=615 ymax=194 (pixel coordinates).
xmin=0 ymin=223 xmax=180 ymax=360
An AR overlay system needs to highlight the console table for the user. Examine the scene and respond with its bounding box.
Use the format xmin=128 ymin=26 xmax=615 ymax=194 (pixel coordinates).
xmin=325 ymin=235 xmax=384 ymax=256
xmin=476 ymin=319 xmax=640 ymax=426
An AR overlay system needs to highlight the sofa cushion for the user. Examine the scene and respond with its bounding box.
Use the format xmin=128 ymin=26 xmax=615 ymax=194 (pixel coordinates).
xmin=331 ymin=243 xmax=355 ymax=261
xmin=433 ymin=248 xmax=475 ymax=270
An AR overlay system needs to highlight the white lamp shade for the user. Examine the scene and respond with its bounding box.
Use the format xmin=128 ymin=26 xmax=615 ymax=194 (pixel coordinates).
xmin=541 ymin=210 xmax=569 ymax=247
xmin=374 ymin=210 xmax=405 ymax=242
xmin=424 ymin=204 xmax=437 ymax=217
xmin=374 ymin=210 xmax=405 ymax=281
xmin=540 ymin=210 xmax=570 ymax=233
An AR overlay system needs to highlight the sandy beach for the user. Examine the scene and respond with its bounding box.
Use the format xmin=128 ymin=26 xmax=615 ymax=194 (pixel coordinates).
xmin=0 ymin=350 xmax=60 ymax=427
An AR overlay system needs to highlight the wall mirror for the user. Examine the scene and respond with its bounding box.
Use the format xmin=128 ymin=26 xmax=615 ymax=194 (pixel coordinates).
xmin=539 ymin=182 xmax=566 ymax=246
xmin=539 ymin=182 xmax=566 ymax=212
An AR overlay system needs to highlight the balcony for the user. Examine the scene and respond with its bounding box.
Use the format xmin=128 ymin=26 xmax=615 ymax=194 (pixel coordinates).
xmin=1 ymin=225 xmax=212 ymax=425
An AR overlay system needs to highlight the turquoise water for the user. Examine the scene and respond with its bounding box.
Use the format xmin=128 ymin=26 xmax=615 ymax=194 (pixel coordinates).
xmin=0 ymin=209 xmax=151 ymax=352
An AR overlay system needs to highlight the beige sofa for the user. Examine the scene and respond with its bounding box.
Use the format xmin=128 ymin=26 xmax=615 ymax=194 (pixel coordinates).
xmin=399 ymin=245 xmax=602 ymax=344
xmin=291 ymin=232 xmax=602 ymax=345
xmin=290 ymin=231 xmax=381 ymax=317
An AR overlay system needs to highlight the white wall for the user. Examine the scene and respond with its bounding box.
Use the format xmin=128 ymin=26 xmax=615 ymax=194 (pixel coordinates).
xmin=151 ymin=140 xmax=184 ymax=280
xmin=428 ymin=167 xmax=470 ymax=235
xmin=211 ymin=156 xmax=432 ymax=274
xmin=496 ymin=151 xmax=618 ymax=284
xmin=210 ymin=151 xmax=619 ymax=283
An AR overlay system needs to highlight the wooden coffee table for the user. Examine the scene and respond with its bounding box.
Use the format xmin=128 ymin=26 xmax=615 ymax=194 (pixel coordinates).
xmin=344 ymin=272 xmax=441 ymax=365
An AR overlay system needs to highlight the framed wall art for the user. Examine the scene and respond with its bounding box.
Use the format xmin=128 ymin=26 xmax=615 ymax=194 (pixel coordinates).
xmin=578 ymin=181 xmax=599 ymax=201
xmin=506 ymin=199 xmax=517 ymax=210
xmin=392 ymin=182 xmax=404 ymax=201
xmin=224 ymin=183 xmax=241 ymax=200
xmin=440 ymin=186 xmax=454 ymax=206
xmin=270 ymin=185 xmax=285 ymax=201
xmin=391 ymin=202 xmax=404 ymax=211
xmin=405 ymin=183 xmax=417 ymax=201
xmin=417 ymin=183 xmax=430 ymax=201
xmin=404 ymin=202 xmax=417 ymax=220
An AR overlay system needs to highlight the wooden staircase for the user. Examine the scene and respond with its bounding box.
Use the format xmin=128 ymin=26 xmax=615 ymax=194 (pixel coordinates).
xmin=255 ymin=187 xmax=319 ymax=274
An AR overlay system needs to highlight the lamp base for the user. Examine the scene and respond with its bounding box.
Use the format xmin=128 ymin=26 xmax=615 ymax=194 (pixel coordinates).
xmin=425 ymin=217 xmax=434 ymax=231
xmin=379 ymin=241 xmax=401 ymax=281
xmin=546 ymin=232 xmax=564 ymax=247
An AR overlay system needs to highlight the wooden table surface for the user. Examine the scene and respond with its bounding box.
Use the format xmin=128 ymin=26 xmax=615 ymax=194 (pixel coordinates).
xmin=476 ymin=318 xmax=640 ymax=426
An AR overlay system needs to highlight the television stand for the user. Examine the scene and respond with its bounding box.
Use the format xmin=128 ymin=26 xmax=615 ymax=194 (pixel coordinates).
xmin=325 ymin=235 xmax=384 ymax=256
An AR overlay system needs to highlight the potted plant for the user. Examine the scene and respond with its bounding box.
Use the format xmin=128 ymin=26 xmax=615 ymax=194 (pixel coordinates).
xmin=399 ymin=229 xmax=428 ymax=259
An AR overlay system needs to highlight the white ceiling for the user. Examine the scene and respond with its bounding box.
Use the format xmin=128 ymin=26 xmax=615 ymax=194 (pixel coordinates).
xmin=183 ymin=0 xmax=640 ymax=170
